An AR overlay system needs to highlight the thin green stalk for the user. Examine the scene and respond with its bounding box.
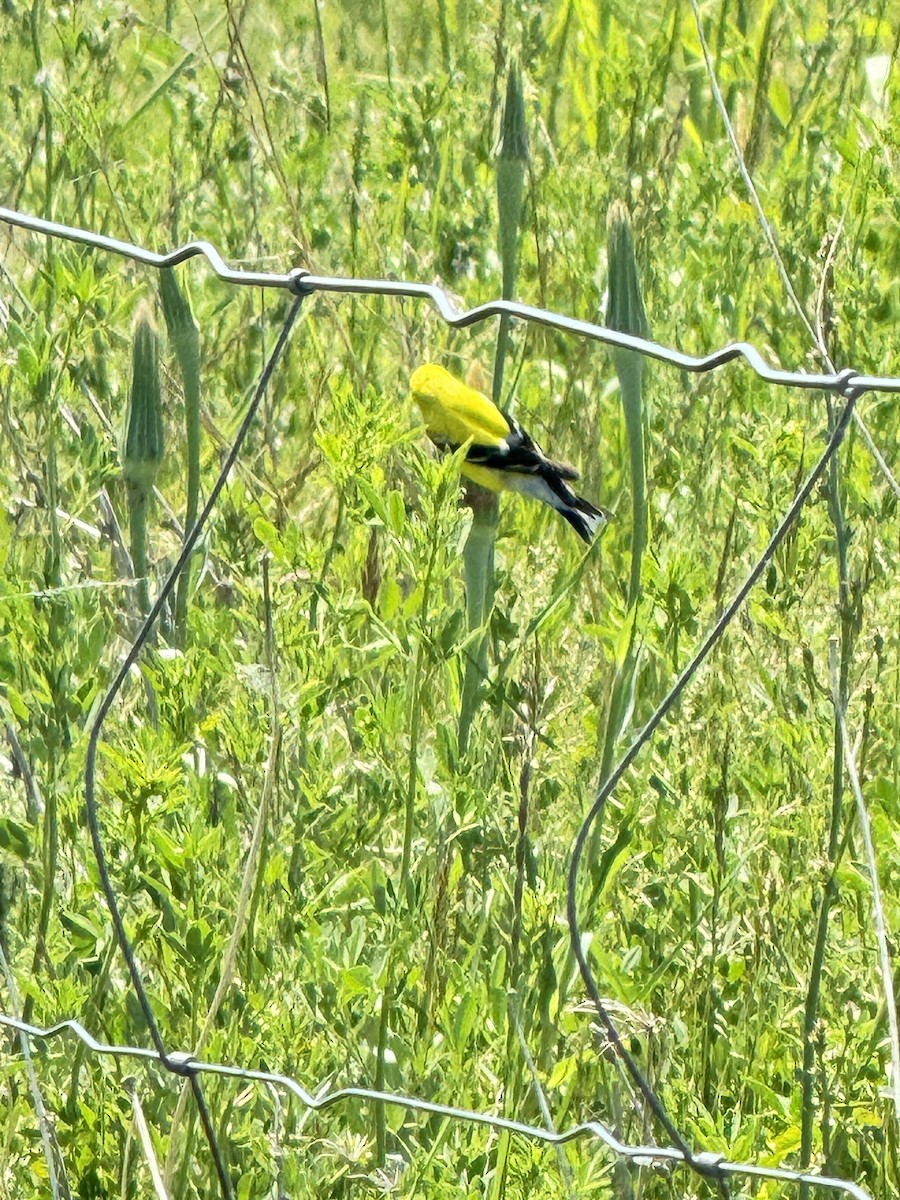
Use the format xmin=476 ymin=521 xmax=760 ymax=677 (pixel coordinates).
xmin=830 ymin=639 xmax=900 ymax=1140
xmin=374 ymin=958 xmax=394 ymax=1165
xmin=159 ymin=269 xmax=201 ymax=644
xmin=312 ymin=0 xmax=331 ymax=131
xmin=380 ymin=0 xmax=392 ymax=89
xmin=309 ymin=494 xmax=345 ymax=632
xmin=800 ymin=863 xmax=841 ymax=1187
xmin=400 ymin=530 xmax=439 ymax=896
xmin=494 ymin=61 xmax=528 ymax=401
xmin=598 ymin=202 xmax=648 ymax=785
xmin=0 ymin=943 xmax=63 ymax=1197
xmin=383 ymin=525 xmax=441 ymax=1165
xmin=127 ymin=488 xmax=151 ymax=618
xmin=457 ymin=490 xmax=498 ymax=755
xmin=30 ymin=0 xmax=53 ymax=218
xmin=743 ymin=4 xmax=777 ymax=175
xmin=503 ymin=690 xmax=538 ymax=1130
xmin=608 ymin=201 xmax=648 ymax=609
xmin=486 ymin=0 xmax=510 ymax=151
xmin=25 ymin=357 xmax=62 ymax=1025
xmin=546 ymin=0 xmax=573 ymax=142
xmin=436 ymin=0 xmax=451 ymax=72
xmin=350 ymin=93 xmax=369 ymax=267
xmin=392 ymin=527 xmax=442 ymax=1161
xmin=799 ymin=397 xmax=854 ymax=1193
xmin=509 ymin=723 xmax=533 ymax=994
xmin=486 ymin=1128 xmax=512 ymax=1200
xmin=402 ymin=638 xmax=426 ymax=897
xmin=123 ymin=310 xmax=164 ymax=621
xmin=23 ymin=0 xmax=64 ymax=1030
xmin=25 ymin=774 xmax=57 ymax=1029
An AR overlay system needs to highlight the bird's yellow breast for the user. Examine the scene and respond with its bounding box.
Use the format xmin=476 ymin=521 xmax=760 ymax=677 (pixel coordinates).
xmin=410 ymin=363 xmax=510 ymax=448
xmin=459 ymin=462 xmax=504 ymax=493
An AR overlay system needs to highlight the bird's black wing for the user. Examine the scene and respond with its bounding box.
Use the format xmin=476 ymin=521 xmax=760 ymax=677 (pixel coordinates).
xmin=463 ymin=414 xmax=580 ymax=481
xmin=430 ymin=412 xmax=581 ymax=482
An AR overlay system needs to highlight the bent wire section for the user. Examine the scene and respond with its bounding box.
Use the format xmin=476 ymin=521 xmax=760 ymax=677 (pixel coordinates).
xmin=1 ymin=204 xmax=898 ymax=396
xmin=0 ymin=1014 xmax=873 ymax=1200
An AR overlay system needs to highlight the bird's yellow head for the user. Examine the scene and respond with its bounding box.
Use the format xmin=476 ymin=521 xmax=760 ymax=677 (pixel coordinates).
xmin=409 ymin=362 xmax=510 ymax=444
xmin=409 ymin=363 xmax=453 ymax=401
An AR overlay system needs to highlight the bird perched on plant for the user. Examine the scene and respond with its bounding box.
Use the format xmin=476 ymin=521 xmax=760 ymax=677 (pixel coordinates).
xmin=409 ymin=363 xmax=606 ymax=543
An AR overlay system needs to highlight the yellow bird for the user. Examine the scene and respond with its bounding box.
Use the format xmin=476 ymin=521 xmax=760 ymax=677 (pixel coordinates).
xmin=410 ymin=363 xmax=606 ymax=543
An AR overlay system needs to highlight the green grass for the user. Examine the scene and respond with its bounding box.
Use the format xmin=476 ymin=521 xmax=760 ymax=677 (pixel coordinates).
xmin=0 ymin=2 xmax=899 ymax=1197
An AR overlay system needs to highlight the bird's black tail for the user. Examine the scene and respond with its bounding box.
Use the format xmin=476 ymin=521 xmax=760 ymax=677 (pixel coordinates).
xmin=543 ymin=472 xmax=608 ymax=543
xmin=557 ymin=493 xmax=607 ymax=543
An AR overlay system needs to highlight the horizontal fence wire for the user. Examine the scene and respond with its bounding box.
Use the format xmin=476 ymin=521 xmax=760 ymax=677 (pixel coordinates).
xmin=0 ymin=1014 xmax=876 ymax=1200
xmin=1 ymin=204 xmax=895 ymax=1200
xmin=2 ymin=205 xmax=899 ymax=395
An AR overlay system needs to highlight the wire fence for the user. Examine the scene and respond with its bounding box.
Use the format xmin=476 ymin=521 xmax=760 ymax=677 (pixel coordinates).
xmin=1 ymin=203 xmax=898 ymax=1200
xmin=0 ymin=1013 xmax=875 ymax=1200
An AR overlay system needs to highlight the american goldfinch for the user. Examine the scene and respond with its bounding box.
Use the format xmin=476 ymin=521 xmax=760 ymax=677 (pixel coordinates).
xmin=410 ymin=363 xmax=606 ymax=543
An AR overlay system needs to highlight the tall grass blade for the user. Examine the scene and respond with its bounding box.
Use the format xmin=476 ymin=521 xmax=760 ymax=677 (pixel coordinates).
xmin=457 ymin=485 xmax=498 ymax=755
xmin=495 ymin=60 xmax=529 ymax=396
xmin=598 ymin=201 xmax=648 ymax=783
xmin=159 ymin=268 xmax=200 ymax=644
xmin=123 ymin=306 xmax=164 ymax=622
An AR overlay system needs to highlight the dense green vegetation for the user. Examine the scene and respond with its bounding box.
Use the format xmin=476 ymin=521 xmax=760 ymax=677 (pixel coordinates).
xmin=1 ymin=1 xmax=898 ymax=1196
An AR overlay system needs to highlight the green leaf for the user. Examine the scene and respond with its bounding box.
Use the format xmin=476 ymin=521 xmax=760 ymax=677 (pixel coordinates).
xmin=253 ymin=518 xmax=285 ymax=559
xmin=0 ymin=818 xmax=31 ymax=860
xmin=768 ymin=76 xmax=792 ymax=127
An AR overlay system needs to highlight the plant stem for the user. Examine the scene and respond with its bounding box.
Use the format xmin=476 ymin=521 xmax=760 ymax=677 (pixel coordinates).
xmin=799 ymin=397 xmax=853 ymax=1192
xmin=457 ymin=488 xmax=498 ymax=755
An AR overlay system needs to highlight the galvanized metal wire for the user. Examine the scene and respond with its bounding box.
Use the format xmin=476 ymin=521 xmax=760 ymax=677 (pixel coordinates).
xmin=1 ymin=204 xmax=894 ymax=1200
xmin=2 ymin=205 xmax=898 ymax=395
xmin=0 ymin=1014 xmax=875 ymax=1200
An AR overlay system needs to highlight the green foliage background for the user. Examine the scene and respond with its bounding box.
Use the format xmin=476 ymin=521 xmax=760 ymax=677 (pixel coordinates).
xmin=0 ymin=1 xmax=898 ymax=1196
